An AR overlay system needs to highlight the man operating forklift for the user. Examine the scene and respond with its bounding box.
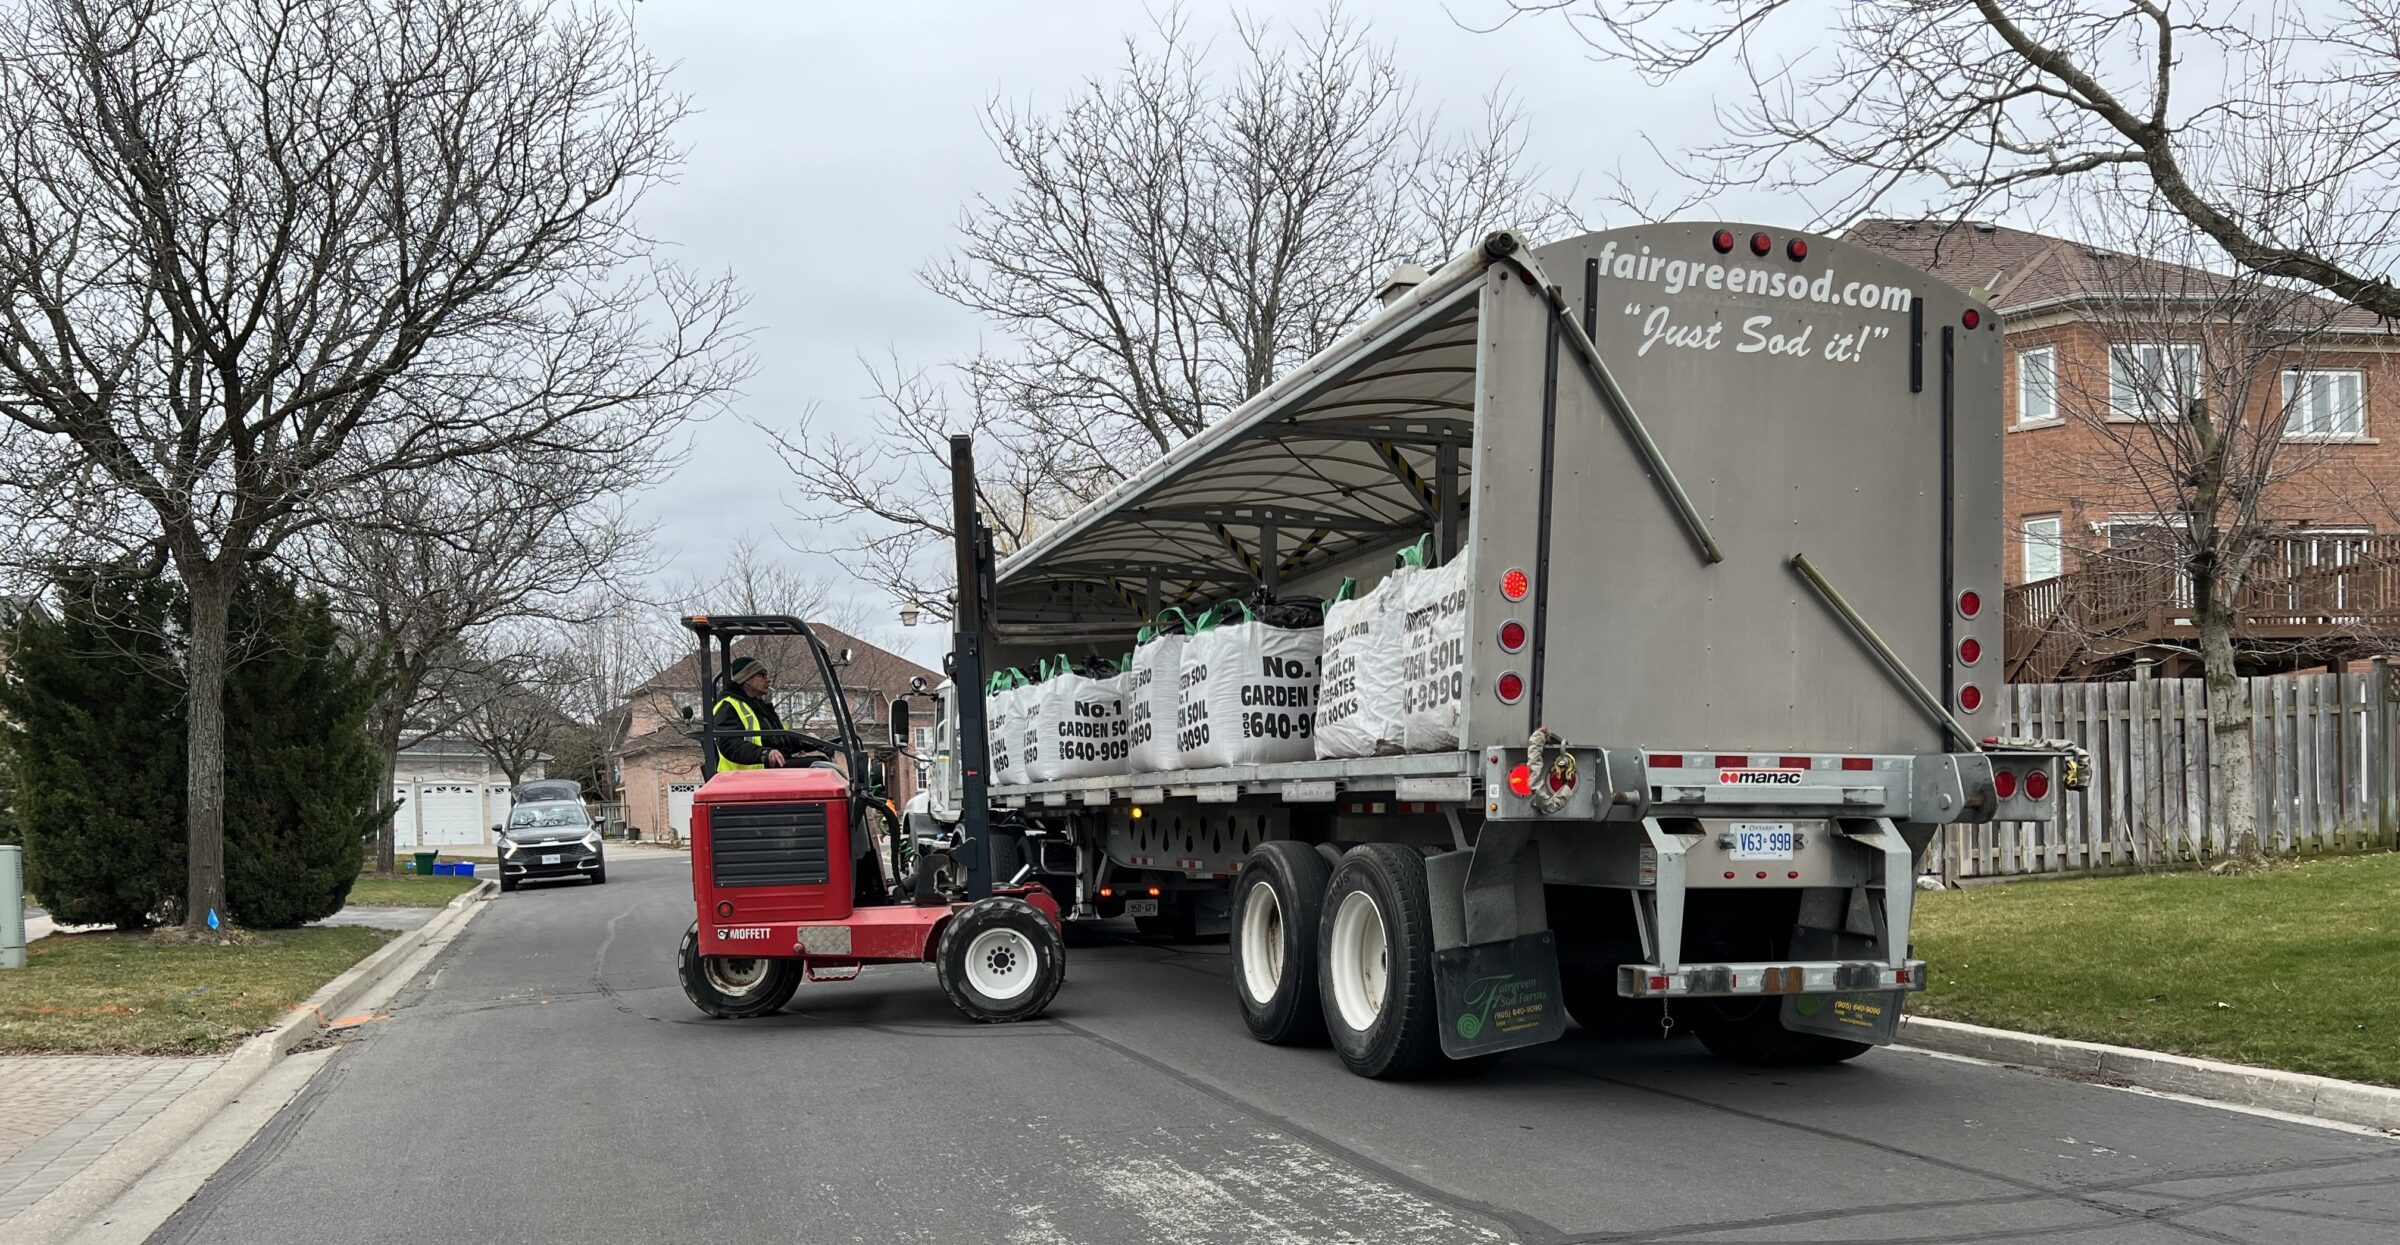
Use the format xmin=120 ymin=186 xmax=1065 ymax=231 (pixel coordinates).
xmin=710 ymin=654 xmax=825 ymax=770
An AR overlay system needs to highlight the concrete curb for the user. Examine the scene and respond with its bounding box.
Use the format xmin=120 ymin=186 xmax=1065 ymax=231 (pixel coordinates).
xmin=11 ymin=879 xmax=497 ymax=1244
xmin=1898 ymin=1015 xmax=2400 ymax=1132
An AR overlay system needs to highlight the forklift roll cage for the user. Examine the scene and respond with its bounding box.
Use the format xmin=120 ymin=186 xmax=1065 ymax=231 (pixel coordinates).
xmin=684 ymin=614 xmax=868 ymax=787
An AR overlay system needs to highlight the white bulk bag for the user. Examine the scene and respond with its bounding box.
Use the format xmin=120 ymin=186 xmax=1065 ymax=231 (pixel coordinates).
xmin=1399 ymin=556 xmax=1472 ymax=752
xmin=1023 ymin=662 xmax=1129 ymax=782
xmin=1314 ymin=573 xmax=1409 ymax=759
xmin=985 ymin=673 xmax=1029 ymax=786
xmin=1176 ymin=602 xmax=1324 ymax=769
xmin=1126 ymin=613 xmax=1196 ymax=773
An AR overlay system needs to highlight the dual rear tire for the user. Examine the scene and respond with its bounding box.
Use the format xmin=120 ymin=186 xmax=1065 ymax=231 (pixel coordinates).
xmin=1230 ymin=841 xmax=1445 ymax=1079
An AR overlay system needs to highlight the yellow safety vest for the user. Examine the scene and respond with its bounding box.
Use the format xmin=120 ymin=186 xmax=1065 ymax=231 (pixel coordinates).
xmin=714 ymin=695 xmax=765 ymax=771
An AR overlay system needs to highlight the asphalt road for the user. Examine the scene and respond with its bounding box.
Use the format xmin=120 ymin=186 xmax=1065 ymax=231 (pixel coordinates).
xmin=151 ymin=854 xmax=2400 ymax=1244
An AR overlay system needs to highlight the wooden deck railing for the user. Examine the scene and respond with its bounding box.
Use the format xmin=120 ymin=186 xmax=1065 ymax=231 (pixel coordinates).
xmin=2004 ymin=534 xmax=2400 ymax=680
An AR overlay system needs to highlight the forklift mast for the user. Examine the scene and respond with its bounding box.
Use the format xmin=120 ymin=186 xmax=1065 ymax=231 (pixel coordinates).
xmin=948 ymin=433 xmax=996 ymax=901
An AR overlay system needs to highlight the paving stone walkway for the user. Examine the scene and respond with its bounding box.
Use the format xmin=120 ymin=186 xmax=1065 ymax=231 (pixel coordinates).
xmin=0 ymin=1055 xmax=225 ymax=1227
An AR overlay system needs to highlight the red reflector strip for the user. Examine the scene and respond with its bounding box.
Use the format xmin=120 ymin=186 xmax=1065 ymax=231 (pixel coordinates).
xmin=1651 ymin=753 xmax=1684 ymax=769
xmin=1779 ymin=756 xmax=1809 ymax=769
xmin=1842 ymin=757 xmax=1874 ymax=771
xmin=1895 ymin=968 xmax=1912 ymax=985
xmin=1647 ymin=975 xmax=1670 ymax=992
xmin=1714 ymin=754 xmax=1747 ymax=768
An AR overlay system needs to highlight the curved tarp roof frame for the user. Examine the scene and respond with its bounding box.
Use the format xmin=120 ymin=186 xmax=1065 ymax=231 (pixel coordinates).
xmin=992 ymin=233 xmax=1532 ymax=629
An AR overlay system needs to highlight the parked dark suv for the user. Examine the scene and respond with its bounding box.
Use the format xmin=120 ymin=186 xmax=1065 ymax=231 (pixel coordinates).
xmin=498 ymin=801 xmax=606 ymax=892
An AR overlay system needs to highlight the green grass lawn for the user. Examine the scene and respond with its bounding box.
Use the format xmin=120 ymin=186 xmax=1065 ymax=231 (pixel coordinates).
xmin=0 ymin=926 xmax=393 ymax=1055
xmin=1912 ymin=852 xmax=2400 ymax=1087
xmin=346 ymin=872 xmax=477 ymax=907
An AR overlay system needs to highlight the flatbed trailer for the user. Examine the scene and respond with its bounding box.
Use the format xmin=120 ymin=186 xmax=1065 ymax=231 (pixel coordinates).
xmin=926 ymin=221 xmax=2081 ymax=1077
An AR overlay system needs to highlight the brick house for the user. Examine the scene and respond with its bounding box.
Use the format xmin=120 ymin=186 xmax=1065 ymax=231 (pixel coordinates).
xmin=610 ymin=628 xmax=938 ymax=842
xmin=1849 ymin=219 xmax=2400 ymax=678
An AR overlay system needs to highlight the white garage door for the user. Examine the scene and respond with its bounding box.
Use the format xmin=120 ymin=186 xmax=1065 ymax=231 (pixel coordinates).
xmin=392 ymin=786 xmax=412 ymax=847
xmin=416 ymin=784 xmax=486 ymax=847
xmin=668 ymin=783 xmax=698 ymax=841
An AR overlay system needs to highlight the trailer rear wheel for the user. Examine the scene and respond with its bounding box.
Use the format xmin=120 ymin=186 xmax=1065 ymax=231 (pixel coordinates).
xmin=1688 ymin=997 xmax=1872 ymax=1066
xmin=677 ymin=922 xmax=799 ymax=1019
xmin=937 ymin=896 xmax=1066 ymax=1023
xmin=1231 ymin=841 xmax=1331 ymax=1046
xmin=1318 ymin=844 xmax=1444 ymax=1079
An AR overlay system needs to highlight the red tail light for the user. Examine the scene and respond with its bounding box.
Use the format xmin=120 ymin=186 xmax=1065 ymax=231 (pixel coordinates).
xmin=1500 ymin=568 xmax=1529 ymax=602
xmin=1962 ymin=309 xmax=1981 ymax=329
xmin=1749 ymin=232 xmax=1773 ymax=256
xmin=1993 ymin=769 xmax=2017 ymax=799
xmin=1498 ymin=620 xmax=1527 ymax=652
xmin=1495 ymin=671 xmax=1525 ymax=703
xmin=1786 ymin=238 xmax=1808 ymax=262
xmin=1507 ymin=764 xmax=1535 ymax=797
xmin=1959 ymin=685 xmax=1983 ymax=712
xmin=1958 ymin=637 xmax=1982 ymax=664
xmin=1711 ymin=229 xmax=1735 ymax=254
xmin=1957 ymin=589 xmax=1983 ymax=618
xmin=2025 ymin=770 xmax=2051 ymax=800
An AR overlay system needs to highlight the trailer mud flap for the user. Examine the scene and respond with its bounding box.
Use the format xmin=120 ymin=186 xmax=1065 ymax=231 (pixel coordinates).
xmin=1779 ymin=925 xmax=1904 ymax=1045
xmin=1435 ymin=932 xmax=1568 ymax=1058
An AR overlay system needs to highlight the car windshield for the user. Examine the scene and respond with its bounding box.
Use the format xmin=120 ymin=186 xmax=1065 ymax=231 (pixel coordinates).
xmin=508 ymin=803 xmax=589 ymax=831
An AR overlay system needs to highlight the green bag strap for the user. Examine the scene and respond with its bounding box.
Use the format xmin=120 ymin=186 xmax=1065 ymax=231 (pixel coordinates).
xmin=1329 ymin=575 xmax=1357 ymax=605
xmin=1209 ymin=599 xmax=1254 ymax=627
xmin=1394 ymin=535 xmax=1432 ymax=569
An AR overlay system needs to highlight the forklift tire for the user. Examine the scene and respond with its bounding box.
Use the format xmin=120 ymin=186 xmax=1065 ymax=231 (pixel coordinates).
xmin=1318 ymin=844 xmax=1444 ymax=1080
xmin=937 ymin=897 xmax=1065 ymax=1023
xmin=1231 ymin=841 xmax=1332 ymax=1047
xmin=1687 ymin=997 xmax=1872 ymax=1067
xmin=677 ymin=922 xmax=799 ymax=1019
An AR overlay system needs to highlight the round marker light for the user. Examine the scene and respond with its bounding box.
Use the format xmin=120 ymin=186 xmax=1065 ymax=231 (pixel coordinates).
xmin=1500 ymin=568 xmax=1530 ymax=601
xmin=1498 ymin=620 xmax=1527 ymax=652
xmin=1786 ymin=237 xmax=1809 ymax=262
xmin=1957 ymin=589 xmax=1983 ymax=619
xmin=2025 ymin=770 xmax=2051 ymax=800
xmin=1712 ymin=229 xmax=1735 ymax=254
xmin=1962 ymin=309 xmax=1982 ymax=330
xmin=1959 ymin=684 xmax=1983 ymax=712
xmin=1993 ymin=769 xmax=2017 ymax=799
xmin=715 ymin=901 xmax=734 ymax=919
xmin=1958 ymin=637 xmax=1983 ymax=665
xmin=1496 ymin=671 xmax=1526 ymax=703
xmin=1507 ymin=764 xmax=1536 ymax=797
xmin=1749 ymin=232 xmax=1773 ymax=257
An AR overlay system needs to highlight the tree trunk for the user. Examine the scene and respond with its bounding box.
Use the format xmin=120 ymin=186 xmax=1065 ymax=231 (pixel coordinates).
xmin=372 ymin=708 xmax=405 ymax=876
xmin=184 ymin=567 xmax=236 ymax=930
xmin=2198 ymin=599 xmax=2259 ymax=861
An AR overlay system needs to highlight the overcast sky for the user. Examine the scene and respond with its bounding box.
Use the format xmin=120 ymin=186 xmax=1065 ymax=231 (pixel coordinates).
xmin=623 ymin=1 xmax=1763 ymax=659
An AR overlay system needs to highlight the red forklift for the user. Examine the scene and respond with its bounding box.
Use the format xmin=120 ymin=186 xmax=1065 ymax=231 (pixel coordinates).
xmin=672 ymin=612 xmax=1064 ymax=1023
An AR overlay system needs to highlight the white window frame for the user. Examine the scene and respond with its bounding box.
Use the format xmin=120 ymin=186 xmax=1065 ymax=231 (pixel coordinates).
xmin=2282 ymin=368 xmax=2366 ymax=440
xmin=2021 ymin=515 xmax=2063 ymax=582
xmin=2108 ymin=343 xmax=2200 ymax=421
xmin=2016 ymin=345 xmax=2059 ymax=425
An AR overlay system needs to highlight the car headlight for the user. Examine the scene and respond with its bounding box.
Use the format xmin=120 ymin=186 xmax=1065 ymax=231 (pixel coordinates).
xmin=582 ymin=831 xmax=601 ymax=851
xmin=500 ymin=838 xmax=520 ymax=857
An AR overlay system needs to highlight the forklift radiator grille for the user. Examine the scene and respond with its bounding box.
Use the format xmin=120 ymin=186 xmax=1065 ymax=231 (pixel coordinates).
xmin=710 ymin=802 xmax=831 ymax=888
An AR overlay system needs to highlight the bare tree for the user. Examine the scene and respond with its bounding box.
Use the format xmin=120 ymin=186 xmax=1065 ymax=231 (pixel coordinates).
xmin=0 ymin=0 xmax=743 ymax=928
xmin=457 ymin=650 xmax=572 ymax=788
xmin=769 ymin=4 xmax=1578 ymax=617
xmin=1494 ymin=0 xmax=2400 ymax=320
xmin=2005 ymin=192 xmax=2366 ymax=859
xmin=305 ymin=464 xmax=652 ymax=873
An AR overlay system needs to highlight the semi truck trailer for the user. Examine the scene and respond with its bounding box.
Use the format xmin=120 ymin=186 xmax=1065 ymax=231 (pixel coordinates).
xmin=918 ymin=221 xmax=2080 ymax=1077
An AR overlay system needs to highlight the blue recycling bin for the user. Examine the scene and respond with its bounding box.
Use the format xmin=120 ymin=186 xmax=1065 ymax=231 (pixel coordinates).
xmin=431 ymin=861 xmax=456 ymax=876
xmin=453 ymin=861 xmax=475 ymax=879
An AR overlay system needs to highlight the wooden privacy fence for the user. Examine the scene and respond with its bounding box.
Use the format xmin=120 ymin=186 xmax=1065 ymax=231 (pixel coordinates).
xmin=1944 ymin=663 xmax=2400 ymax=880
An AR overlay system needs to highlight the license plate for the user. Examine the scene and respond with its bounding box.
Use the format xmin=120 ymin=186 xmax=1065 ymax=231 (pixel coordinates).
xmin=1730 ymin=823 xmax=1795 ymax=861
xmin=541 ymin=854 xmax=561 ymax=865
xmin=1124 ymin=899 xmax=1159 ymax=917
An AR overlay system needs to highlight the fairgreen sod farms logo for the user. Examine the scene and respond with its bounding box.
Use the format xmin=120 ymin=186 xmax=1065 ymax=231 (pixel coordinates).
xmin=1457 ymin=973 xmax=1547 ymax=1039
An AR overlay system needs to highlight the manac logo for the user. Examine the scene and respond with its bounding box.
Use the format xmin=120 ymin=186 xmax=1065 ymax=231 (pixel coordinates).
xmin=1458 ymin=973 xmax=1544 ymax=1040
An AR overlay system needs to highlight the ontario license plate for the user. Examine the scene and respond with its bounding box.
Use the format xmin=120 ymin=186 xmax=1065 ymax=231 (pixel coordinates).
xmin=1124 ymin=899 xmax=1159 ymax=917
xmin=540 ymin=854 xmax=561 ymax=865
xmin=1730 ymin=823 xmax=1795 ymax=861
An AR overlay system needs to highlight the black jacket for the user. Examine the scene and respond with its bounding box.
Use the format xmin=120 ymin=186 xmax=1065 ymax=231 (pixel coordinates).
xmin=710 ymin=685 xmax=813 ymax=768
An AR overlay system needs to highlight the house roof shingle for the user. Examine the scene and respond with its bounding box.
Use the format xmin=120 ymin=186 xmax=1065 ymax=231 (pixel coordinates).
xmin=1842 ymin=218 xmax=2395 ymax=333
